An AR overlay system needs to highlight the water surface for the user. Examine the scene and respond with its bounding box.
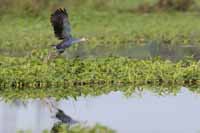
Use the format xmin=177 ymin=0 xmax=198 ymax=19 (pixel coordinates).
xmin=1 ymin=42 xmax=200 ymax=60
xmin=0 ymin=87 xmax=200 ymax=133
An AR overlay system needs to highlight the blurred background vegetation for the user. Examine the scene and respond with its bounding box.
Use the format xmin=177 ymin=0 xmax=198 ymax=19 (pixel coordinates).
xmin=1 ymin=0 xmax=200 ymax=58
xmin=0 ymin=0 xmax=199 ymax=16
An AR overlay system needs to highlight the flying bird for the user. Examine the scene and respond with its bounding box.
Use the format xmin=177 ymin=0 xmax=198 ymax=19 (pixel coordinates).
xmin=50 ymin=8 xmax=86 ymax=54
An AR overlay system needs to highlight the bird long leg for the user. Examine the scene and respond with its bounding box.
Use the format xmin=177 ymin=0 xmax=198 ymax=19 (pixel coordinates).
xmin=41 ymin=98 xmax=58 ymax=113
xmin=41 ymin=99 xmax=53 ymax=112
xmin=43 ymin=49 xmax=60 ymax=63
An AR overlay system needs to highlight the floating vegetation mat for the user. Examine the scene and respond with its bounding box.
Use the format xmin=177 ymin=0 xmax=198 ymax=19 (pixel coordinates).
xmin=17 ymin=123 xmax=115 ymax=133
xmin=50 ymin=123 xmax=115 ymax=133
xmin=0 ymin=56 xmax=199 ymax=85
xmin=0 ymin=56 xmax=199 ymax=100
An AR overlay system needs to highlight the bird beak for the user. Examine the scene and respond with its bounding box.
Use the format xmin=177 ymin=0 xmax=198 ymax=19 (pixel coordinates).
xmin=80 ymin=37 xmax=88 ymax=42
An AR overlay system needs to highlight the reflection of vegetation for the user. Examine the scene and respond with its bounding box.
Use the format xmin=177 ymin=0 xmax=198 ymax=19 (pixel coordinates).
xmin=17 ymin=130 xmax=32 ymax=133
xmin=0 ymin=81 xmax=199 ymax=101
xmin=51 ymin=123 xmax=69 ymax=133
xmin=51 ymin=122 xmax=115 ymax=133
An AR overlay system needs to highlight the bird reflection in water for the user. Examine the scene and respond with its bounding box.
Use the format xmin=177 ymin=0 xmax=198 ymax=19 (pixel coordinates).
xmin=42 ymin=98 xmax=79 ymax=125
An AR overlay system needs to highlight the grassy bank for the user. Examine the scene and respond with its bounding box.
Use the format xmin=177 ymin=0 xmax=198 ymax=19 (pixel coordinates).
xmin=1 ymin=11 xmax=200 ymax=55
xmin=1 ymin=0 xmax=200 ymax=16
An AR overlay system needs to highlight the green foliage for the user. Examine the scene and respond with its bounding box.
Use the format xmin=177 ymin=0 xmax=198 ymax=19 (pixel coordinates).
xmin=17 ymin=123 xmax=114 ymax=133
xmin=0 ymin=0 xmax=199 ymax=16
xmin=157 ymin=0 xmax=194 ymax=11
xmin=51 ymin=123 xmax=115 ymax=133
xmin=17 ymin=130 xmax=32 ymax=133
xmin=0 ymin=0 xmax=55 ymax=16
xmin=1 ymin=56 xmax=199 ymax=86
xmin=0 ymin=0 xmax=115 ymax=16
xmin=1 ymin=12 xmax=200 ymax=56
xmin=136 ymin=0 xmax=195 ymax=13
xmin=0 ymin=55 xmax=199 ymax=101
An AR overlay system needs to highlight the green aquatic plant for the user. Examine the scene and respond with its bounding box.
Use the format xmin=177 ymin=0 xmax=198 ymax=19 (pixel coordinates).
xmin=17 ymin=123 xmax=114 ymax=133
xmin=51 ymin=123 xmax=115 ymax=133
xmin=17 ymin=130 xmax=32 ymax=133
xmin=0 ymin=54 xmax=199 ymax=101
xmin=0 ymin=56 xmax=199 ymax=87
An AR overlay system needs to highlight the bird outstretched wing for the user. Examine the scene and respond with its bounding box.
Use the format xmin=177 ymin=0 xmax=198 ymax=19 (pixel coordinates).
xmin=50 ymin=8 xmax=72 ymax=40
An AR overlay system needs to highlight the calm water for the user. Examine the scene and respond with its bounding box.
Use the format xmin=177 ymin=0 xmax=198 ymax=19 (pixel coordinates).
xmin=1 ymin=87 xmax=200 ymax=133
xmin=1 ymin=42 xmax=200 ymax=60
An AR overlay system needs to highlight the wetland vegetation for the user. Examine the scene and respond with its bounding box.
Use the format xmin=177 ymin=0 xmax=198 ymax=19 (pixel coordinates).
xmin=0 ymin=0 xmax=200 ymax=132
xmin=0 ymin=56 xmax=200 ymax=100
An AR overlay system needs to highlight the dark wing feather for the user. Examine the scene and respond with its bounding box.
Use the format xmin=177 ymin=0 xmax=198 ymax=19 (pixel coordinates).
xmin=50 ymin=8 xmax=71 ymax=40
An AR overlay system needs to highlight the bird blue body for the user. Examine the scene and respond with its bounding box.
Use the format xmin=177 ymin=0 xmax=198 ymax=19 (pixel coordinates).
xmin=55 ymin=38 xmax=83 ymax=54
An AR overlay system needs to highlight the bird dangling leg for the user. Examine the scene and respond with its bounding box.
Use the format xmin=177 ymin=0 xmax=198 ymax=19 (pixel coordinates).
xmin=43 ymin=48 xmax=61 ymax=63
